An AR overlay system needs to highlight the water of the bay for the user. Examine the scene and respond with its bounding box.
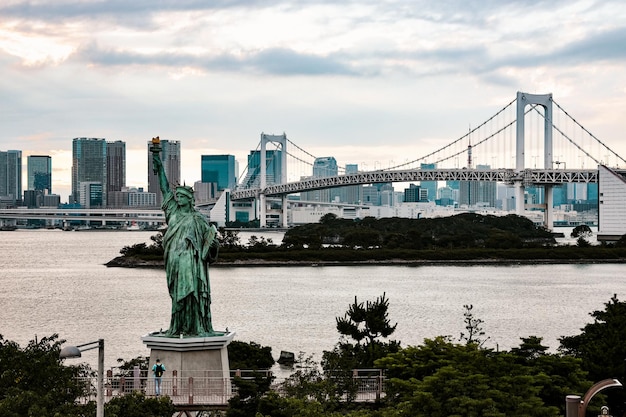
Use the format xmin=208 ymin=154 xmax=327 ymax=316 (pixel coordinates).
xmin=0 ymin=229 xmax=624 ymax=375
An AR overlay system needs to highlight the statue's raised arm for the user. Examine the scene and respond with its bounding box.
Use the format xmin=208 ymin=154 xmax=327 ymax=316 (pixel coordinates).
xmin=150 ymin=137 xmax=171 ymax=198
xmin=149 ymin=136 xmax=220 ymax=338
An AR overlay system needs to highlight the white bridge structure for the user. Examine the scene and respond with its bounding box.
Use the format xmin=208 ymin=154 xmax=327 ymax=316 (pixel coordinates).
xmin=226 ymin=92 xmax=626 ymax=238
xmin=2 ymin=92 xmax=626 ymax=239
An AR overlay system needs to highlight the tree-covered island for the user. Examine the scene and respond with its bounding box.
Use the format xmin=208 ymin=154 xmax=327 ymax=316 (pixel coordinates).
xmin=106 ymin=213 xmax=626 ymax=267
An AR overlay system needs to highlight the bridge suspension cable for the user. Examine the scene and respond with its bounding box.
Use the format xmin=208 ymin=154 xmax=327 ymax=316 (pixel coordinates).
xmin=551 ymin=99 xmax=626 ymax=166
xmin=385 ymin=97 xmax=518 ymax=171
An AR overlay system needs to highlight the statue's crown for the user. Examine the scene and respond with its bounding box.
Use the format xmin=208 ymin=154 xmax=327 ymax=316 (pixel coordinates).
xmin=176 ymin=184 xmax=194 ymax=198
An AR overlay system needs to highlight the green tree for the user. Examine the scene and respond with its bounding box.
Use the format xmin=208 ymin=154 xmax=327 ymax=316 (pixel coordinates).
xmin=105 ymin=392 xmax=174 ymax=417
xmin=322 ymin=293 xmax=400 ymax=401
xmin=217 ymin=227 xmax=242 ymax=250
xmin=459 ymin=304 xmax=490 ymax=347
xmin=559 ymin=294 xmax=626 ymax=414
xmin=377 ymin=336 xmax=585 ymax=417
xmin=228 ymin=340 xmax=275 ymax=370
xmin=0 ymin=334 xmax=91 ymax=417
xmin=571 ymin=224 xmax=592 ymax=238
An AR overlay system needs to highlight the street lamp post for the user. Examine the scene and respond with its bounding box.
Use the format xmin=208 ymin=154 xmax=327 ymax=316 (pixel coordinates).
xmin=566 ymin=378 xmax=622 ymax=417
xmin=60 ymin=339 xmax=105 ymax=417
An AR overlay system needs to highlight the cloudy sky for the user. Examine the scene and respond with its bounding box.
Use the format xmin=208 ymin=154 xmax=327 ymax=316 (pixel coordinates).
xmin=2 ymin=0 xmax=625 ymax=201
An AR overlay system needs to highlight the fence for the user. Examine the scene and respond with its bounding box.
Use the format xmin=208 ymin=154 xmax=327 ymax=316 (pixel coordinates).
xmin=75 ymin=368 xmax=384 ymax=406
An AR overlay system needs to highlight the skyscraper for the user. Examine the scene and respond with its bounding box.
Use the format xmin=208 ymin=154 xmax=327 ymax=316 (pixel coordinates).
xmin=242 ymin=150 xmax=282 ymax=188
xmin=106 ymin=141 xmax=126 ymax=194
xmin=27 ymin=155 xmax=52 ymax=194
xmin=338 ymin=163 xmax=362 ymax=204
xmin=71 ymin=138 xmax=107 ymax=206
xmin=420 ymin=163 xmax=437 ymax=202
xmin=459 ymin=164 xmax=497 ymax=207
xmin=0 ymin=150 xmax=22 ymax=207
xmin=201 ymin=154 xmax=237 ymax=191
xmin=148 ymin=139 xmax=181 ymax=206
xmin=303 ymin=156 xmax=338 ymax=202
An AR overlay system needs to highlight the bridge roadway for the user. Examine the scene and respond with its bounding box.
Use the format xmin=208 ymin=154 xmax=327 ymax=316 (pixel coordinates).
xmin=230 ymin=168 xmax=599 ymax=200
xmin=0 ymin=207 xmax=165 ymax=224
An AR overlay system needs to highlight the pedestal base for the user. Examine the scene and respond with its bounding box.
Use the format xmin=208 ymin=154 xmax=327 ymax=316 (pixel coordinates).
xmin=142 ymin=331 xmax=236 ymax=379
xmin=141 ymin=331 xmax=236 ymax=402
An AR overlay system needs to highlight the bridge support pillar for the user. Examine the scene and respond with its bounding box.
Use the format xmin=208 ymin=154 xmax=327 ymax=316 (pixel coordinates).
xmin=515 ymin=182 xmax=525 ymax=216
xmin=545 ymin=185 xmax=554 ymax=231
xmin=281 ymin=195 xmax=288 ymax=228
xmin=259 ymin=193 xmax=266 ymax=228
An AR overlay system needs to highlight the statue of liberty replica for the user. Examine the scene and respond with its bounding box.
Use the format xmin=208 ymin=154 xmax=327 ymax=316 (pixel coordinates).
xmin=150 ymin=136 xmax=219 ymax=337
xmin=143 ymin=137 xmax=234 ymax=392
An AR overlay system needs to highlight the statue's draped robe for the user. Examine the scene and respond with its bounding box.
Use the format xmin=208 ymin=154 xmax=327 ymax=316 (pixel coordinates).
xmin=162 ymin=191 xmax=218 ymax=336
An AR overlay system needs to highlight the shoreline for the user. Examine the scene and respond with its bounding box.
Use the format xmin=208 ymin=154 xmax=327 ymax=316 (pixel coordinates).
xmin=105 ymin=256 xmax=626 ymax=268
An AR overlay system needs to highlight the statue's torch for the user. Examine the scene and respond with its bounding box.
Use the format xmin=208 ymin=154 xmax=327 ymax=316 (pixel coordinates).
xmin=150 ymin=136 xmax=161 ymax=174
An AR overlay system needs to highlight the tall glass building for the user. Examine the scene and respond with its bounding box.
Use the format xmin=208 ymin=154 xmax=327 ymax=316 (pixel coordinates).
xmin=420 ymin=163 xmax=437 ymax=202
xmin=148 ymin=139 xmax=181 ymax=206
xmin=303 ymin=156 xmax=338 ymax=202
xmin=72 ymin=138 xmax=107 ymax=207
xmin=201 ymin=154 xmax=237 ymax=191
xmin=106 ymin=141 xmax=126 ymax=194
xmin=27 ymin=155 xmax=52 ymax=194
xmin=242 ymin=150 xmax=282 ymax=188
xmin=0 ymin=150 xmax=22 ymax=206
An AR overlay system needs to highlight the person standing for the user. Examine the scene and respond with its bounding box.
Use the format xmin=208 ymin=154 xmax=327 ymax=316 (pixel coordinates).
xmin=152 ymin=359 xmax=166 ymax=396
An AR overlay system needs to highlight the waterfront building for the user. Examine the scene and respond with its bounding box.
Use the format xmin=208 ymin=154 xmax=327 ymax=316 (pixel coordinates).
xmin=27 ymin=155 xmax=52 ymax=194
xmin=79 ymin=181 xmax=103 ymax=208
xmin=0 ymin=150 xmax=22 ymax=207
xmin=338 ymin=163 xmax=362 ymax=204
xmin=420 ymin=163 xmax=437 ymax=202
xmin=106 ymin=141 xmax=126 ymax=195
xmin=404 ymin=184 xmax=428 ymax=203
xmin=597 ymin=165 xmax=626 ymax=241
xmin=127 ymin=189 xmax=157 ymax=207
xmin=201 ymin=154 xmax=237 ymax=191
xmin=71 ymin=138 xmax=107 ymax=206
xmin=148 ymin=139 xmax=181 ymax=206
xmin=43 ymin=194 xmax=61 ymax=207
xmin=302 ymin=156 xmax=338 ymax=203
xmin=459 ymin=164 xmax=497 ymax=207
xmin=193 ymin=181 xmax=219 ymax=203
xmin=241 ymin=150 xmax=283 ymax=188
xmin=107 ymin=187 xmax=157 ymax=208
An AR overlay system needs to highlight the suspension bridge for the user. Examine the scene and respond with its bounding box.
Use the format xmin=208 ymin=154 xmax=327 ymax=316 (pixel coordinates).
xmin=230 ymin=92 xmax=626 ymax=233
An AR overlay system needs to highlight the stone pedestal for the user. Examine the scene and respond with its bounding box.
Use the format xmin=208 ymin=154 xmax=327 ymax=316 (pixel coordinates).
xmin=141 ymin=331 xmax=236 ymax=401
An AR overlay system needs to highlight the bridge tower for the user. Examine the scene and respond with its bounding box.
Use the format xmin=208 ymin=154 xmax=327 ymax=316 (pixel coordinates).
xmin=259 ymin=133 xmax=288 ymax=228
xmin=515 ymin=92 xmax=554 ymax=229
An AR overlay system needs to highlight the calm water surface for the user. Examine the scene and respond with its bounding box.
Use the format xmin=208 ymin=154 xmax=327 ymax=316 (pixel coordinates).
xmin=1 ymin=229 xmax=624 ymax=372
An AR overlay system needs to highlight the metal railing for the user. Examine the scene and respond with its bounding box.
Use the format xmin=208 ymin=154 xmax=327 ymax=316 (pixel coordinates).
xmin=72 ymin=368 xmax=384 ymax=406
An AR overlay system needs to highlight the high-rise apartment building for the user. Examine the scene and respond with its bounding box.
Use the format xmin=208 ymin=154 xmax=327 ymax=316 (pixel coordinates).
xmin=242 ymin=150 xmax=283 ymax=188
xmin=338 ymin=163 xmax=362 ymax=204
xmin=71 ymin=138 xmax=107 ymax=206
xmin=148 ymin=139 xmax=181 ymax=206
xmin=201 ymin=154 xmax=237 ymax=191
xmin=27 ymin=155 xmax=52 ymax=194
xmin=0 ymin=150 xmax=23 ymax=207
xmin=459 ymin=164 xmax=497 ymax=207
xmin=420 ymin=163 xmax=437 ymax=202
xmin=106 ymin=141 xmax=126 ymax=194
xmin=303 ymin=156 xmax=338 ymax=202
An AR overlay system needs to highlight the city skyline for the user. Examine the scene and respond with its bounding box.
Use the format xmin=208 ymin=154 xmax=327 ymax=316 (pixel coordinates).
xmin=2 ymin=1 xmax=626 ymax=202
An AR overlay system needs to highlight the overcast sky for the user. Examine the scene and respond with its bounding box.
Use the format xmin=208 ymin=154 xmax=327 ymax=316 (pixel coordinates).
xmin=2 ymin=0 xmax=625 ymax=201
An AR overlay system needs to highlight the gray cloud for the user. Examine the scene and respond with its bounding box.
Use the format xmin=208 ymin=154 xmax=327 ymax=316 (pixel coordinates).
xmin=73 ymin=43 xmax=358 ymax=76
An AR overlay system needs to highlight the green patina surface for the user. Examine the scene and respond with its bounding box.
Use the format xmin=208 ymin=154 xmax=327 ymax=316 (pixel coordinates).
xmin=152 ymin=140 xmax=220 ymax=337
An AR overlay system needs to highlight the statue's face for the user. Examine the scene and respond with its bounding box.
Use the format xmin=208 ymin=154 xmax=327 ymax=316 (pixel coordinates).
xmin=175 ymin=191 xmax=192 ymax=207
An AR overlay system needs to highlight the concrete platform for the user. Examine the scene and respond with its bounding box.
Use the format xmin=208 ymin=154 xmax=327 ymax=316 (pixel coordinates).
xmin=142 ymin=331 xmax=235 ymax=379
